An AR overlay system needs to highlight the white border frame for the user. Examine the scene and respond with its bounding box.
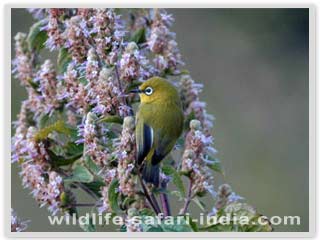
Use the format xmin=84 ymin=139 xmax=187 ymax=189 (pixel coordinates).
xmin=3 ymin=3 xmax=316 ymax=238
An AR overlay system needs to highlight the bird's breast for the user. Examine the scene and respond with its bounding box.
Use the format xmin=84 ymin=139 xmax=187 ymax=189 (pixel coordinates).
xmin=138 ymin=101 xmax=184 ymax=138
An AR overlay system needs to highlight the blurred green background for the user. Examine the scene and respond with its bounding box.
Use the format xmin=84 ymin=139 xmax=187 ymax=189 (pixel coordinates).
xmin=11 ymin=8 xmax=309 ymax=232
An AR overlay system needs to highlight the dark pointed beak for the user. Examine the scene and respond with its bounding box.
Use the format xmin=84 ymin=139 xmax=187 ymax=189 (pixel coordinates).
xmin=130 ymin=88 xmax=142 ymax=94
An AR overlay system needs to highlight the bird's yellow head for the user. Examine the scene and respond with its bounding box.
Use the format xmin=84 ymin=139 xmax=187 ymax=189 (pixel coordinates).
xmin=135 ymin=77 xmax=181 ymax=105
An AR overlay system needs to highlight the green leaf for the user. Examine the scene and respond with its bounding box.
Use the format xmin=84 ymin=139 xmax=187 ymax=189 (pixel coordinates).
xmin=199 ymin=203 xmax=273 ymax=232
xmin=27 ymin=79 xmax=40 ymax=92
xmin=57 ymin=48 xmax=72 ymax=73
xmin=143 ymin=224 xmax=164 ymax=232
xmin=60 ymin=191 xmax=77 ymax=216
xmin=200 ymin=224 xmax=234 ymax=232
xmin=37 ymin=111 xmax=62 ymax=129
xmin=84 ymin=156 xmax=99 ymax=175
xmin=27 ymin=20 xmax=48 ymax=52
xmin=121 ymin=196 xmax=136 ymax=209
xmin=175 ymin=136 xmax=185 ymax=149
xmin=151 ymin=187 xmax=170 ymax=195
xmin=82 ymin=181 xmax=105 ymax=198
xmin=45 ymin=133 xmax=83 ymax=166
xmin=65 ymin=165 xmax=94 ymax=183
xmin=130 ymin=27 xmax=146 ymax=44
xmin=162 ymin=165 xmax=186 ymax=197
xmin=192 ymin=197 xmax=206 ymax=212
xmin=206 ymin=157 xmax=224 ymax=175
xmin=108 ymin=179 xmax=120 ymax=213
xmin=184 ymin=111 xmax=196 ymax=130
xmin=96 ymin=115 xmax=123 ymax=125
xmin=47 ymin=149 xmax=82 ymax=167
xmin=119 ymin=224 xmax=127 ymax=232
xmin=140 ymin=216 xmax=194 ymax=232
xmin=65 ymin=142 xmax=84 ymax=157
xmin=183 ymin=216 xmax=198 ymax=232
xmin=38 ymin=113 xmax=50 ymax=129
xmin=79 ymin=217 xmax=96 ymax=232
xmin=139 ymin=208 xmax=155 ymax=217
xmin=160 ymin=217 xmax=193 ymax=232
xmin=180 ymin=69 xmax=190 ymax=75
xmin=60 ymin=191 xmax=69 ymax=207
xmin=79 ymin=76 xmax=88 ymax=85
xmin=248 ymin=215 xmax=273 ymax=232
xmin=34 ymin=120 xmax=72 ymax=141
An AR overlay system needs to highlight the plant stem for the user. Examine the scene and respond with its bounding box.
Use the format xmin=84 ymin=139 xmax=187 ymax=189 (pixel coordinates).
xmin=160 ymin=180 xmax=171 ymax=216
xmin=179 ymin=180 xmax=193 ymax=215
xmin=137 ymin=171 xmax=161 ymax=215
xmin=150 ymin=192 xmax=162 ymax=215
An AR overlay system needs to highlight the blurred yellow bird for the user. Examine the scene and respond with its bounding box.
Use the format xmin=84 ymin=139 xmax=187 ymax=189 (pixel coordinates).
xmin=132 ymin=77 xmax=184 ymax=186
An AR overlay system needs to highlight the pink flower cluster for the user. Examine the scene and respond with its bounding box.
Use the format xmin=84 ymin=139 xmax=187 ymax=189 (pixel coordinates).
xmin=16 ymin=127 xmax=65 ymax=215
xmin=148 ymin=10 xmax=184 ymax=74
xmin=180 ymin=74 xmax=214 ymax=134
xmin=116 ymin=116 xmax=137 ymax=197
xmin=11 ymin=209 xmax=29 ymax=232
xmin=12 ymin=33 xmax=34 ymax=86
xmin=11 ymin=8 xmax=231 ymax=231
xmin=210 ymin=183 xmax=243 ymax=216
xmin=81 ymin=112 xmax=110 ymax=166
xmin=182 ymin=120 xmax=216 ymax=196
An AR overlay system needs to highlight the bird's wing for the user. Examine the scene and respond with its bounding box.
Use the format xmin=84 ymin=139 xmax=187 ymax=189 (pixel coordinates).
xmin=136 ymin=119 xmax=153 ymax=165
xmin=136 ymin=103 xmax=183 ymax=166
xmin=151 ymin=133 xmax=172 ymax=165
xmin=136 ymin=119 xmax=170 ymax=166
xmin=150 ymin=107 xmax=184 ymax=165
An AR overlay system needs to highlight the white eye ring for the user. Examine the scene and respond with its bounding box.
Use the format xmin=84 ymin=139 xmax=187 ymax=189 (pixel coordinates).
xmin=144 ymin=87 xmax=153 ymax=96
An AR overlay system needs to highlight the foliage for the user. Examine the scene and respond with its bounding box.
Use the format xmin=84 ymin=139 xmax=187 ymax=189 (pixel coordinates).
xmin=11 ymin=8 xmax=272 ymax=233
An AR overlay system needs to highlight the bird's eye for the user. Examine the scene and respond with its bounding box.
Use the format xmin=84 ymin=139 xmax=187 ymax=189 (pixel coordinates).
xmin=144 ymin=87 xmax=153 ymax=96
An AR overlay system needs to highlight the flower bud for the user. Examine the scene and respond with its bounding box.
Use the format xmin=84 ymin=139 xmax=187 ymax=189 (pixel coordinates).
xmin=123 ymin=116 xmax=135 ymax=130
xmin=127 ymin=207 xmax=138 ymax=217
xmin=190 ymin=119 xmax=201 ymax=131
xmin=125 ymin=42 xmax=139 ymax=54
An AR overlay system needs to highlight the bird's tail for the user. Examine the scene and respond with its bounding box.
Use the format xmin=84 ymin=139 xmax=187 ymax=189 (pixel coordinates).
xmin=142 ymin=162 xmax=159 ymax=187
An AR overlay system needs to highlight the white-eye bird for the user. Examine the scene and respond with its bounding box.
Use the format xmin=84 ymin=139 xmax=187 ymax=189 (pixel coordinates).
xmin=132 ymin=77 xmax=184 ymax=186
